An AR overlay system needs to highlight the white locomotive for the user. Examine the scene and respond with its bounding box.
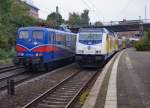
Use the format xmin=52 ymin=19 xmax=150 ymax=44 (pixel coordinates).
xmin=75 ymin=28 xmax=122 ymax=68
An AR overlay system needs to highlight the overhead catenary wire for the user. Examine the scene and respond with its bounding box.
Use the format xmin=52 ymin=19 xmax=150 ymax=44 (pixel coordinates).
xmin=146 ymin=0 xmax=150 ymax=20
xmin=117 ymin=0 xmax=137 ymax=19
xmin=34 ymin=0 xmax=104 ymax=22
xmin=144 ymin=0 xmax=150 ymax=21
xmin=80 ymin=0 xmax=103 ymax=21
xmin=56 ymin=0 xmax=70 ymax=19
xmin=118 ymin=0 xmax=131 ymax=15
xmin=47 ymin=0 xmax=71 ymax=21
xmin=86 ymin=0 xmax=105 ymax=21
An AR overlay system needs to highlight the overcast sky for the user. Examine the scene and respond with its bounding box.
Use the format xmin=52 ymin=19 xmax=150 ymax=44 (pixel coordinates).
xmin=31 ymin=0 xmax=149 ymax=23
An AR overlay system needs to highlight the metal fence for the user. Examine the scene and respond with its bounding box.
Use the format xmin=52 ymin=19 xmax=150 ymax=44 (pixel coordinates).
xmin=102 ymin=19 xmax=150 ymax=26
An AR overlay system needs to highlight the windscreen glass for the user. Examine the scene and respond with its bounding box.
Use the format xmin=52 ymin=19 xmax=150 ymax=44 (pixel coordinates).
xmin=19 ymin=31 xmax=29 ymax=41
xmin=32 ymin=31 xmax=44 ymax=43
xmin=79 ymin=33 xmax=102 ymax=41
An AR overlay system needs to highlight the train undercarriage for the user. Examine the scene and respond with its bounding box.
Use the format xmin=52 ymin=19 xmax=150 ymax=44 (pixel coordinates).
xmin=14 ymin=56 xmax=75 ymax=72
xmin=76 ymin=54 xmax=106 ymax=68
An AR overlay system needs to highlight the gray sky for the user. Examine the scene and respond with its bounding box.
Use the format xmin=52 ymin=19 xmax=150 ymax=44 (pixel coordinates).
xmin=32 ymin=0 xmax=150 ymax=23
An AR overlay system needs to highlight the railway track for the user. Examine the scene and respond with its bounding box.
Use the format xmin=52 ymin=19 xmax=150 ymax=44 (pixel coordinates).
xmin=0 ymin=72 xmax=44 ymax=91
xmin=23 ymin=70 xmax=98 ymax=108
xmin=0 ymin=68 xmax=26 ymax=81
xmin=0 ymin=65 xmax=27 ymax=90
xmin=0 ymin=64 xmax=14 ymax=69
xmin=0 ymin=64 xmax=77 ymax=92
xmin=0 ymin=66 xmax=55 ymax=91
xmin=0 ymin=65 xmax=24 ymax=73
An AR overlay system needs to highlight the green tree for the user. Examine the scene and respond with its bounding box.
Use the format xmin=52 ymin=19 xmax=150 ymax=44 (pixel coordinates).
xmin=0 ymin=0 xmax=12 ymax=49
xmin=94 ymin=21 xmax=103 ymax=26
xmin=0 ymin=0 xmax=39 ymax=60
xmin=47 ymin=12 xmax=64 ymax=27
xmin=67 ymin=10 xmax=90 ymax=27
xmin=80 ymin=9 xmax=90 ymax=26
xmin=67 ymin=12 xmax=81 ymax=27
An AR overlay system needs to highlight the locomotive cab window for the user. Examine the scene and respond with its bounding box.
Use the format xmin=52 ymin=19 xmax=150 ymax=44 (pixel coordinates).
xmin=19 ymin=30 xmax=29 ymax=41
xmin=32 ymin=31 xmax=44 ymax=43
xmin=79 ymin=33 xmax=102 ymax=41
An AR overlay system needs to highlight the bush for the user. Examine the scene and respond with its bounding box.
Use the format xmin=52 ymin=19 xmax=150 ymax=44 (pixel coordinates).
xmin=134 ymin=32 xmax=150 ymax=51
xmin=0 ymin=48 xmax=15 ymax=60
xmin=79 ymin=90 xmax=89 ymax=106
xmin=0 ymin=0 xmax=41 ymax=64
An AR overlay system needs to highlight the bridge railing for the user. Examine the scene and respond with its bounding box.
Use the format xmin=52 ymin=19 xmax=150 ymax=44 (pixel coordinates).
xmin=102 ymin=19 xmax=150 ymax=26
xmin=143 ymin=19 xmax=150 ymax=23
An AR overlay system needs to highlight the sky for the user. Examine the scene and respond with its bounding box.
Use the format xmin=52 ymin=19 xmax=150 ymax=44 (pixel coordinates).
xmin=30 ymin=0 xmax=149 ymax=23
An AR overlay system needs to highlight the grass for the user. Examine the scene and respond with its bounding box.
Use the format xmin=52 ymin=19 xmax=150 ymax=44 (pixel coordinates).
xmin=0 ymin=48 xmax=15 ymax=64
xmin=0 ymin=58 xmax=12 ymax=64
xmin=79 ymin=90 xmax=90 ymax=106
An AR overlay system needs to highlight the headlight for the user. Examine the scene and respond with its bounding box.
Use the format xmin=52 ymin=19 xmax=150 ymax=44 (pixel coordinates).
xmin=78 ymin=50 xmax=84 ymax=54
xmin=39 ymin=53 xmax=43 ymax=56
xmin=36 ymin=53 xmax=39 ymax=57
xmin=18 ymin=53 xmax=21 ymax=56
xmin=21 ymin=53 xmax=24 ymax=56
xmin=35 ymin=53 xmax=43 ymax=57
xmin=95 ymin=50 xmax=101 ymax=54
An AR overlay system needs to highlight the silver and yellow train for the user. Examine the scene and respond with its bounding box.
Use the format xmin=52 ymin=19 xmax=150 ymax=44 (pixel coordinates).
xmin=75 ymin=28 xmax=126 ymax=68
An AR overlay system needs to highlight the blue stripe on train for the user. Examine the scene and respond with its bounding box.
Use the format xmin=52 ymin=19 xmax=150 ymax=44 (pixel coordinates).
xmin=79 ymin=40 xmax=102 ymax=45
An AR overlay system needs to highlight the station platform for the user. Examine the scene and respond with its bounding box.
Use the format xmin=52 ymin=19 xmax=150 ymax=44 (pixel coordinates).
xmin=82 ymin=48 xmax=150 ymax=108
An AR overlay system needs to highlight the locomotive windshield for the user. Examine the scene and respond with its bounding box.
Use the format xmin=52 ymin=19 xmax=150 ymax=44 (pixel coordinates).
xmin=32 ymin=31 xmax=44 ymax=43
xmin=79 ymin=33 xmax=102 ymax=41
xmin=19 ymin=31 xmax=29 ymax=41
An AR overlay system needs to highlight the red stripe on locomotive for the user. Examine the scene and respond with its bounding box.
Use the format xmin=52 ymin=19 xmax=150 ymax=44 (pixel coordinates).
xmin=16 ymin=45 xmax=27 ymax=52
xmin=32 ymin=45 xmax=59 ymax=52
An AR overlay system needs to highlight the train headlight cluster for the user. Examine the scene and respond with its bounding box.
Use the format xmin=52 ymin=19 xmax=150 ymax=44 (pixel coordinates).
xmin=95 ymin=50 xmax=101 ymax=54
xmin=35 ymin=53 xmax=43 ymax=57
xmin=78 ymin=50 xmax=84 ymax=54
xmin=17 ymin=53 xmax=24 ymax=56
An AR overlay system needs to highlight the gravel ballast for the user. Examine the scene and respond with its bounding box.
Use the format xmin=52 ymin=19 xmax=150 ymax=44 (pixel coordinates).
xmin=0 ymin=64 xmax=79 ymax=108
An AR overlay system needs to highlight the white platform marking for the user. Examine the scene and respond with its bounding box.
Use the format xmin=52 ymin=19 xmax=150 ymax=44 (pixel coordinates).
xmin=104 ymin=50 xmax=124 ymax=108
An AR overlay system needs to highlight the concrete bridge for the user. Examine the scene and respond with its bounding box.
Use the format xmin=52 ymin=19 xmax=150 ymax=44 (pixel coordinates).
xmin=70 ymin=19 xmax=150 ymax=33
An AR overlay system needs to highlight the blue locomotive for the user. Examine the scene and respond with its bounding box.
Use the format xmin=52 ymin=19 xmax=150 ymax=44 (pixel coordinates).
xmin=14 ymin=27 xmax=76 ymax=71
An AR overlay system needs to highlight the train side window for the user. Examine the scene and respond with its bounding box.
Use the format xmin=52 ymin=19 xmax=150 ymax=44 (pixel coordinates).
xmin=66 ymin=34 xmax=71 ymax=47
xmin=56 ymin=32 xmax=66 ymax=45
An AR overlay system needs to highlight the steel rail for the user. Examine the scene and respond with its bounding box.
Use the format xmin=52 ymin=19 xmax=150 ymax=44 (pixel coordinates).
xmin=22 ymin=70 xmax=99 ymax=108
xmin=22 ymin=71 xmax=80 ymax=108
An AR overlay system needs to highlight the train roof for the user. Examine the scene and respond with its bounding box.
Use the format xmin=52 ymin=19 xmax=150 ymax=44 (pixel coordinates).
xmin=18 ymin=27 xmax=76 ymax=35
